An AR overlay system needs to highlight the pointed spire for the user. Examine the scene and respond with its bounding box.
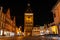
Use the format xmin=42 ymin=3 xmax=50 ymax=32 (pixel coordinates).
xmin=27 ymin=0 xmax=31 ymax=7
xmin=6 ymin=8 xmax=11 ymax=19
xmin=27 ymin=1 xmax=30 ymax=7
xmin=0 ymin=6 xmax=3 ymax=15
xmin=0 ymin=6 xmax=3 ymax=12
xmin=25 ymin=1 xmax=33 ymax=13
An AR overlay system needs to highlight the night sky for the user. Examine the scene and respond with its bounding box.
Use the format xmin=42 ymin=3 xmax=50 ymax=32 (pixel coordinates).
xmin=0 ymin=0 xmax=57 ymax=27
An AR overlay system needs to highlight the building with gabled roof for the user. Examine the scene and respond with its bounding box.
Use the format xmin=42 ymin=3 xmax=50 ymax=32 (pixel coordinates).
xmin=51 ymin=0 xmax=60 ymax=25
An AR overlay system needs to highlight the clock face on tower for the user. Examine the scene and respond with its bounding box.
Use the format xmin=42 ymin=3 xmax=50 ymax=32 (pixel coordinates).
xmin=24 ymin=13 xmax=33 ymax=25
xmin=25 ymin=16 xmax=33 ymax=22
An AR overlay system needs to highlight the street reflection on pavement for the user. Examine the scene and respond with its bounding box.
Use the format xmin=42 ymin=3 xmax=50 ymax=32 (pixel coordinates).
xmin=0 ymin=36 xmax=59 ymax=40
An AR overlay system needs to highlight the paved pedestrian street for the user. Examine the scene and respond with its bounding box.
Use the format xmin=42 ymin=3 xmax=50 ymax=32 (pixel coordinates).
xmin=0 ymin=36 xmax=60 ymax=40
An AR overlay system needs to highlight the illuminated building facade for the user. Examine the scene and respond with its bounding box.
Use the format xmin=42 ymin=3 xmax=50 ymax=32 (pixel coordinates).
xmin=24 ymin=3 xmax=33 ymax=36
xmin=32 ymin=27 xmax=40 ymax=36
xmin=52 ymin=0 xmax=60 ymax=35
xmin=0 ymin=7 xmax=5 ymax=35
xmin=52 ymin=0 xmax=60 ymax=25
xmin=5 ymin=8 xmax=16 ymax=34
xmin=50 ymin=25 xmax=58 ymax=34
xmin=0 ymin=7 xmax=16 ymax=36
xmin=32 ymin=26 xmax=50 ymax=36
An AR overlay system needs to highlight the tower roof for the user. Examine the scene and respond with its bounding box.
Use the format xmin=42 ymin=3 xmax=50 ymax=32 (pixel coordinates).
xmin=25 ymin=2 xmax=33 ymax=13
